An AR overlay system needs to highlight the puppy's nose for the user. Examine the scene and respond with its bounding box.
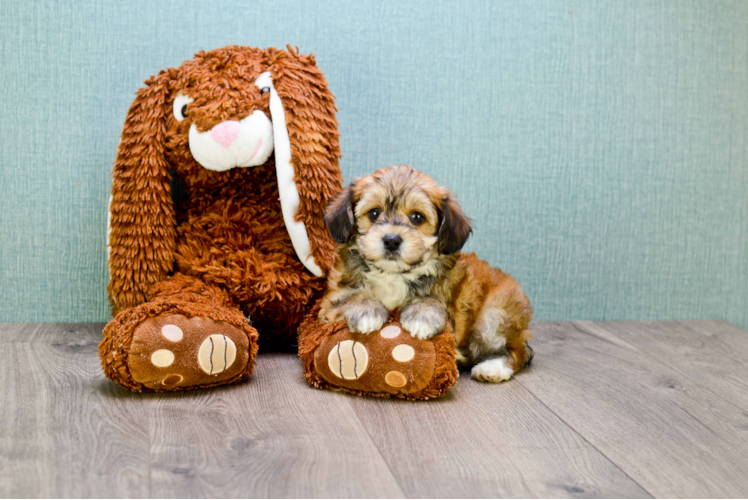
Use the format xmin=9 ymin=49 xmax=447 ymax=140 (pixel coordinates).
xmin=210 ymin=121 xmax=240 ymax=148
xmin=382 ymin=234 xmax=402 ymax=252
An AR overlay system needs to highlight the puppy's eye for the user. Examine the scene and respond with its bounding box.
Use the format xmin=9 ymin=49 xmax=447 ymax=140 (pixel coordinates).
xmin=368 ymin=208 xmax=382 ymax=222
xmin=173 ymin=94 xmax=194 ymax=122
xmin=409 ymin=211 xmax=425 ymax=225
xmin=260 ymin=87 xmax=270 ymax=95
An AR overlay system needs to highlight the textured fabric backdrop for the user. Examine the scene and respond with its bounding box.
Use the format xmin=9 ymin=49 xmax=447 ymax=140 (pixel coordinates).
xmin=1 ymin=0 xmax=746 ymax=328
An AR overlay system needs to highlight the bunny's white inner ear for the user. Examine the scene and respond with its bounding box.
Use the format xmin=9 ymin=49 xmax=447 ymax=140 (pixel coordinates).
xmin=255 ymin=71 xmax=322 ymax=277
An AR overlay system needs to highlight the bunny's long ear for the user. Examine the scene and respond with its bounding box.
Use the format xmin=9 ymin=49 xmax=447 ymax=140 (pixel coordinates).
xmin=257 ymin=47 xmax=343 ymax=277
xmin=107 ymin=71 xmax=176 ymax=314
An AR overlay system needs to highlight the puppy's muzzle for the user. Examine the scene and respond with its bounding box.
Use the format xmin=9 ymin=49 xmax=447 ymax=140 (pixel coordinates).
xmin=382 ymin=234 xmax=402 ymax=253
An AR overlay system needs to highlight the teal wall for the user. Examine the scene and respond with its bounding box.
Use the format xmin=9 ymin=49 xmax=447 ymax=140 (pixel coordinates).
xmin=1 ymin=0 xmax=746 ymax=328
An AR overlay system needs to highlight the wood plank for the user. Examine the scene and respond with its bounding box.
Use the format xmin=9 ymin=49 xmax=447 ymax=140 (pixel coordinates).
xmin=347 ymin=373 xmax=651 ymax=498
xmin=680 ymin=319 xmax=748 ymax=358
xmin=0 ymin=322 xmax=70 ymax=343
xmin=148 ymin=353 xmax=404 ymax=498
xmin=6 ymin=321 xmax=747 ymax=498
xmin=575 ymin=320 xmax=748 ymax=410
xmin=519 ymin=321 xmax=748 ymax=498
xmin=0 ymin=323 xmax=151 ymax=498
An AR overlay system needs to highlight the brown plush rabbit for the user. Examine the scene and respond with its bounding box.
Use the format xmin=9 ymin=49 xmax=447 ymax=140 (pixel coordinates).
xmin=99 ymin=45 xmax=343 ymax=391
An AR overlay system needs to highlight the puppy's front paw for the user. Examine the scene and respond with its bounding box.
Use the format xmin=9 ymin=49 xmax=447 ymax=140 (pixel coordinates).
xmin=350 ymin=313 xmax=386 ymax=334
xmin=344 ymin=301 xmax=388 ymax=334
xmin=401 ymin=318 xmax=440 ymax=340
xmin=401 ymin=301 xmax=446 ymax=340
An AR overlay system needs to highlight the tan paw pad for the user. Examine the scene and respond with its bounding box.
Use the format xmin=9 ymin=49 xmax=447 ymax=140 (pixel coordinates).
xmin=151 ymin=349 xmax=175 ymax=367
xmin=198 ymin=335 xmax=237 ymax=375
xmin=385 ymin=371 xmax=407 ymax=388
xmin=328 ymin=340 xmax=368 ymax=380
xmin=380 ymin=325 xmax=401 ymax=339
xmin=162 ymin=374 xmax=184 ymax=386
xmin=391 ymin=344 xmax=415 ymax=362
xmin=161 ymin=324 xmax=183 ymax=342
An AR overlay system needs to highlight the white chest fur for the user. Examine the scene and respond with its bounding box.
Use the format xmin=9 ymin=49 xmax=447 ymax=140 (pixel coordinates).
xmin=361 ymin=257 xmax=443 ymax=310
xmin=363 ymin=269 xmax=412 ymax=311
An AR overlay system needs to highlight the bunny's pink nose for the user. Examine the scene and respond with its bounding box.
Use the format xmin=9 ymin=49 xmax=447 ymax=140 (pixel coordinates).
xmin=210 ymin=121 xmax=240 ymax=148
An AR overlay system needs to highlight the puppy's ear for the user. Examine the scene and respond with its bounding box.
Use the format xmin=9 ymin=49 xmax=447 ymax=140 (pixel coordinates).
xmin=324 ymin=183 xmax=356 ymax=244
xmin=438 ymin=194 xmax=472 ymax=255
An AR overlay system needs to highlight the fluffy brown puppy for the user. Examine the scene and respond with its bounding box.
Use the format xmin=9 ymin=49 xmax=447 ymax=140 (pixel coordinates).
xmin=100 ymin=46 xmax=342 ymax=391
xmin=319 ymin=165 xmax=533 ymax=382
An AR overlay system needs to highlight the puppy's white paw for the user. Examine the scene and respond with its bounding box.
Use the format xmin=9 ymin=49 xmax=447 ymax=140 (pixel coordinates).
xmin=402 ymin=317 xmax=440 ymax=340
xmin=400 ymin=300 xmax=446 ymax=340
xmin=344 ymin=304 xmax=387 ymax=334
xmin=351 ymin=313 xmax=386 ymax=334
xmin=471 ymin=357 xmax=515 ymax=383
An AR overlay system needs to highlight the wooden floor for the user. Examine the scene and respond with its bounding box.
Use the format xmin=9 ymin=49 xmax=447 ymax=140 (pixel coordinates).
xmin=2 ymin=320 xmax=748 ymax=498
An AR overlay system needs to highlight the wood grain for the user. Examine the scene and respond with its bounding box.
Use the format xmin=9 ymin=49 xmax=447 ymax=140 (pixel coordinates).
xmin=347 ymin=374 xmax=650 ymax=498
xmin=518 ymin=321 xmax=748 ymax=498
xmin=679 ymin=319 xmax=748 ymax=364
xmin=147 ymin=353 xmax=404 ymax=498
xmin=0 ymin=323 xmax=151 ymax=498
xmin=3 ymin=321 xmax=748 ymax=498
xmin=575 ymin=320 xmax=748 ymax=410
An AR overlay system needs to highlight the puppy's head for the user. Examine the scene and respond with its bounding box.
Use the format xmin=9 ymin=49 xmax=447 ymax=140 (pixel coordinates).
xmin=324 ymin=165 xmax=472 ymax=273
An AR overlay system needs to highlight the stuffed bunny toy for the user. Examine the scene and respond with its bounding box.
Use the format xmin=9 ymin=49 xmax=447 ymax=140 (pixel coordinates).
xmin=99 ymin=45 xmax=343 ymax=391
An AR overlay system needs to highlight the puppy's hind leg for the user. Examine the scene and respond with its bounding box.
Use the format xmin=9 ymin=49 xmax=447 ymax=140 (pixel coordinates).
xmin=468 ymin=281 xmax=533 ymax=383
xmin=471 ymin=332 xmax=533 ymax=382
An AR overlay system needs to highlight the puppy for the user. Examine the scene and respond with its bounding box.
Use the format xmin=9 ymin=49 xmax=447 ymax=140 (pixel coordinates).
xmin=318 ymin=165 xmax=533 ymax=383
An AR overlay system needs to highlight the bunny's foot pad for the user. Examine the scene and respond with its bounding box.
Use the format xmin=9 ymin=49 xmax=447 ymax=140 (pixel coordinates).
xmin=298 ymin=308 xmax=458 ymax=400
xmin=100 ymin=302 xmax=258 ymax=392
xmin=127 ymin=315 xmax=251 ymax=390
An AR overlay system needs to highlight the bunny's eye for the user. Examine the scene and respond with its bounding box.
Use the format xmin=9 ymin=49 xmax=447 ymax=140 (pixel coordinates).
xmin=173 ymin=94 xmax=194 ymax=122
xmin=260 ymin=87 xmax=270 ymax=95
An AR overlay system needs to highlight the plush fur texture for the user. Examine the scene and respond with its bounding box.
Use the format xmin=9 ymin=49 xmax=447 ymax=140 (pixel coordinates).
xmin=100 ymin=274 xmax=260 ymax=391
xmin=100 ymin=46 xmax=343 ymax=391
xmin=297 ymin=302 xmax=459 ymax=400
xmin=319 ymin=165 xmax=534 ymax=382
